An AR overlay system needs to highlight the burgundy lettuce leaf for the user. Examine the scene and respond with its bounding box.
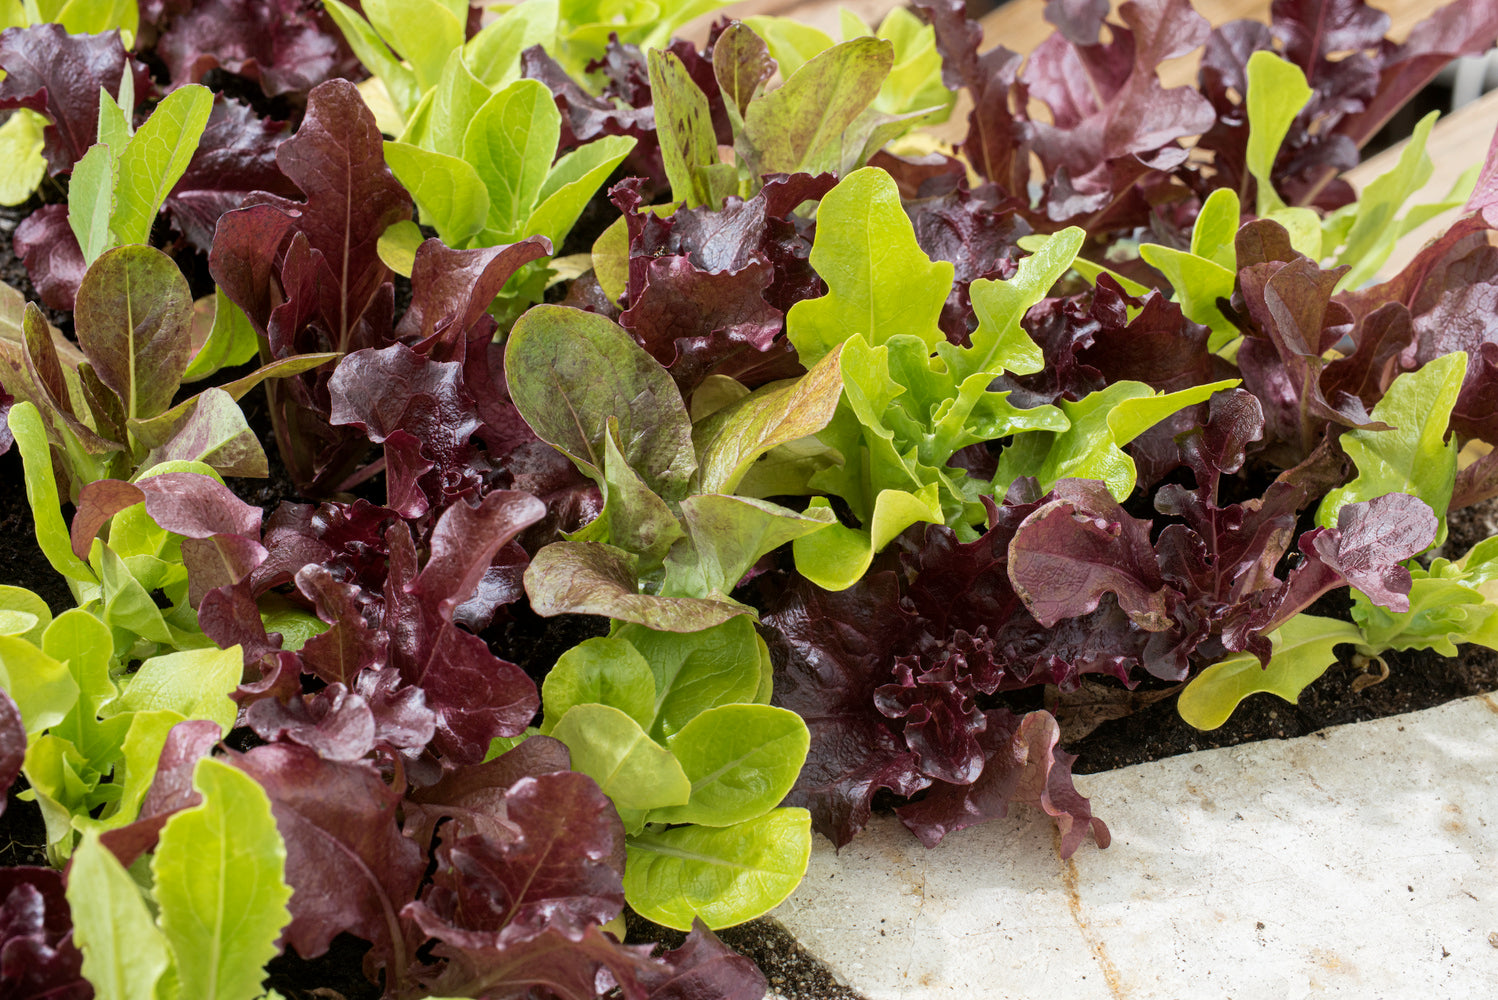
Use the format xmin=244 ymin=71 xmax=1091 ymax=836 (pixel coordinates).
xmin=635 ymin=922 xmax=767 ymax=1000
xmin=162 ymin=97 xmax=299 ymax=254
xmin=99 ymin=719 xmax=221 ymax=869
xmin=914 ymin=0 xmax=1032 ymax=198
xmin=614 ymin=173 xmax=832 ymax=392
xmin=329 ymin=344 xmax=489 ymax=500
xmin=898 ymin=496 xmax=1145 ymax=688
xmin=1268 ymin=492 xmax=1436 ymax=629
xmin=1234 ymin=252 xmax=1386 ymax=465
xmin=523 ymin=43 xmax=660 ymax=190
xmin=873 ymin=658 xmax=986 ymax=785
xmin=0 ymin=689 xmax=22 ymax=812
xmin=1008 ymin=480 xmax=1176 ymax=634
xmin=149 ymin=0 xmax=363 ymax=98
xmin=246 ymin=683 xmax=379 ymax=763
xmin=894 ymin=708 xmax=1109 ymax=856
xmin=409 ymin=770 xmax=625 ymax=937
xmin=905 ymin=181 xmax=1030 ymax=343
xmin=763 ymin=573 xmax=930 ymax=848
xmin=293 ymin=564 xmax=389 ymax=689
xmin=396 ymin=239 xmax=552 ymax=351
xmin=376 ymin=494 xmax=545 ymax=766
xmin=14 ymin=204 xmax=87 ymax=312
xmin=1337 ymin=215 xmax=1498 ymax=444
xmin=229 ymin=744 xmax=426 ymax=979
xmin=210 ymin=78 xmax=412 ymax=492
xmin=0 ymin=25 xmax=144 ymax=174
xmin=403 ymin=735 xmax=574 ymax=850
xmin=0 ymin=867 xmax=89 ymax=1000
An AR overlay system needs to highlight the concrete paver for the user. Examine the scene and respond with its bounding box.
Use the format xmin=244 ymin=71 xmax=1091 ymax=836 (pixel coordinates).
xmin=772 ymin=693 xmax=1498 ymax=999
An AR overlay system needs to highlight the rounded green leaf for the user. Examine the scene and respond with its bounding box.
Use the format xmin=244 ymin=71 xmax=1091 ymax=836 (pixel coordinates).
xmin=652 ymin=704 xmax=809 ymax=827
xmin=0 ymin=635 xmax=77 ymax=735
xmin=550 ymin=704 xmax=691 ymax=812
xmin=616 ymin=617 xmax=766 ymax=741
xmin=0 ymin=585 xmax=51 ymax=645
xmin=624 ymin=807 xmax=812 ymax=929
xmin=540 ymin=636 xmax=658 ymax=735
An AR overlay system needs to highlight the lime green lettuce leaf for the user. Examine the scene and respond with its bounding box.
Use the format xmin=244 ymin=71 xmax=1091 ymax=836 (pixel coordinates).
xmin=624 ymin=808 xmax=812 ymax=930
xmin=1245 ymin=51 xmax=1313 ymax=215
xmin=1317 ymin=352 xmax=1464 ymax=546
xmin=66 ymin=756 xmax=292 ymax=1000
xmin=1177 ymin=614 xmax=1364 ymax=730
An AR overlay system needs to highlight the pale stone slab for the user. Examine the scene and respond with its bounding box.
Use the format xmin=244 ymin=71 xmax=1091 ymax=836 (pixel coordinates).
xmin=772 ymin=693 xmax=1498 ymax=999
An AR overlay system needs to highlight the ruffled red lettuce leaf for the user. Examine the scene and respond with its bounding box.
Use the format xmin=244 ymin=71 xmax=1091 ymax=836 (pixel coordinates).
xmin=1234 ymin=253 xmax=1384 ymax=465
xmin=763 ymin=573 xmax=930 ymax=848
xmin=894 ymin=708 xmax=1109 ymax=856
xmin=14 ymin=204 xmax=86 ymax=312
xmin=162 ymin=97 xmax=299 ymax=254
xmin=210 ymin=78 xmax=412 ymax=492
xmin=149 ymin=0 xmax=363 ymax=98
xmin=403 ymin=735 xmax=574 ymax=850
xmin=229 ymin=744 xmax=426 ymax=979
xmin=0 ymin=866 xmax=89 ymax=1000
xmin=614 ymin=173 xmax=832 ymax=392
xmin=0 ymin=24 xmax=144 ymax=174
xmin=904 ymin=181 xmax=1030 ymax=343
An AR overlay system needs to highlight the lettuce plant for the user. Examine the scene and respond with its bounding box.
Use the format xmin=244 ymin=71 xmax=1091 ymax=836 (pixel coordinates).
xmin=0 ymin=248 xmax=335 ymax=510
xmin=66 ymin=755 xmax=292 ymax=1000
xmin=0 ymin=582 xmax=244 ymax=862
xmin=784 ymin=167 xmax=1233 ymax=589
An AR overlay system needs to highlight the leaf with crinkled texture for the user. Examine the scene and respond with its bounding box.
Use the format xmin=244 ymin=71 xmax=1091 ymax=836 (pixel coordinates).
xmin=229 ymin=744 xmax=425 ymax=976
xmin=895 ymin=708 xmax=1109 ymax=856
xmin=1297 ymin=493 xmax=1437 ymax=614
xmin=1008 ymin=479 xmax=1175 ymax=632
xmin=763 ymin=573 xmax=929 ymax=847
xmin=525 ymin=541 xmax=753 ymax=631
xmin=0 ymin=866 xmax=89 ymax=1000
xmin=14 ymin=205 xmax=87 ymax=311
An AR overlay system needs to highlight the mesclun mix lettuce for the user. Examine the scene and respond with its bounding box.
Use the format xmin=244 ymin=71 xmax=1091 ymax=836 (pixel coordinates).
xmin=3 ymin=0 xmax=1498 ymax=996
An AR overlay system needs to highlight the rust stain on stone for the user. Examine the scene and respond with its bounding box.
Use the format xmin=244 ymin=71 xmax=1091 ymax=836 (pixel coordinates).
xmin=1056 ymin=828 xmax=1127 ymax=999
xmin=1481 ymin=693 xmax=1498 ymax=715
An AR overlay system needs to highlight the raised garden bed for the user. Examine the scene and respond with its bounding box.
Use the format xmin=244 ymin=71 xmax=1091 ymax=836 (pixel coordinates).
xmin=4 ymin=1 xmax=1498 ymax=999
